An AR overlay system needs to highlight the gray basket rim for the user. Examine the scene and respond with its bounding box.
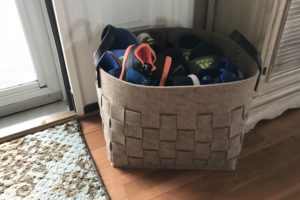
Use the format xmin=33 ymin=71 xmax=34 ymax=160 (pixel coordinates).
xmin=99 ymin=68 xmax=259 ymax=90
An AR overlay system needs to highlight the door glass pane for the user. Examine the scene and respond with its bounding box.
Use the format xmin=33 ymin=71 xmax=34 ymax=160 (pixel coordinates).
xmin=0 ymin=0 xmax=37 ymax=90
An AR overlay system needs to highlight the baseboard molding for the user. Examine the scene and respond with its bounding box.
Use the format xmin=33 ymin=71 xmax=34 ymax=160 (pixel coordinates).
xmin=84 ymin=102 xmax=99 ymax=114
xmin=246 ymin=90 xmax=300 ymax=132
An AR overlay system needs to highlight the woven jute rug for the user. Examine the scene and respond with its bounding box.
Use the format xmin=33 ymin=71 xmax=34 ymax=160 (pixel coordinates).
xmin=0 ymin=121 xmax=109 ymax=200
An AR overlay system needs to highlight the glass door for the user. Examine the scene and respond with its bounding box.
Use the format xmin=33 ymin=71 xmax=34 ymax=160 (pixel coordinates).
xmin=0 ymin=0 xmax=64 ymax=117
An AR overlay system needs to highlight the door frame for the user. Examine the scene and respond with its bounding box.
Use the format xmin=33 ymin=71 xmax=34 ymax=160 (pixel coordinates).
xmin=51 ymin=0 xmax=85 ymax=115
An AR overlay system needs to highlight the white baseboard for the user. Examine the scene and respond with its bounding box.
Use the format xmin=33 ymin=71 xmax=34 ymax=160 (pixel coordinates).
xmin=246 ymin=89 xmax=300 ymax=132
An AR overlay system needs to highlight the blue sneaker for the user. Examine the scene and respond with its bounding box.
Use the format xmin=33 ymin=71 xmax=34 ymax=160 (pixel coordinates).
xmin=120 ymin=43 xmax=174 ymax=86
xmin=100 ymin=51 xmax=122 ymax=71
xmin=189 ymin=56 xmax=241 ymax=84
xmin=119 ymin=43 xmax=157 ymax=85
xmin=187 ymin=41 xmax=242 ymax=84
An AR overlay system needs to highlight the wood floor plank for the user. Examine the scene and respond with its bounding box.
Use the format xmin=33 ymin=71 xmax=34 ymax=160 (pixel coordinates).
xmin=83 ymin=129 xmax=106 ymax=151
xmin=92 ymin=150 xmax=133 ymax=200
xmin=100 ymin=167 xmax=152 ymax=185
xmin=153 ymin=137 xmax=300 ymax=200
xmin=106 ymin=184 xmax=129 ymax=200
xmin=154 ymin=185 xmax=213 ymax=200
xmin=226 ymin=157 xmax=300 ymax=200
xmin=124 ymin=170 xmax=209 ymax=200
xmin=124 ymin=170 xmax=184 ymax=200
xmin=153 ymin=193 xmax=177 ymax=200
xmin=218 ymin=137 xmax=300 ymax=193
xmin=98 ymin=164 xmax=154 ymax=199
xmin=90 ymin=147 xmax=111 ymax=169
xmin=256 ymin=109 xmax=300 ymax=145
xmin=265 ymin=182 xmax=300 ymax=200
xmin=294 ymin=132 xmax=300 ymax=141
xmin=80 ymin=109 xmax=300 ymax=200
xmin=282 ymin=189 xmax=300 ymax=200
xmin=240 ymin=129 xmax=272 ymax=158
xmin=120 ymin=197 xmax=131 ymax=200
xmin=80 ymin=114 xmax=101 ymax=134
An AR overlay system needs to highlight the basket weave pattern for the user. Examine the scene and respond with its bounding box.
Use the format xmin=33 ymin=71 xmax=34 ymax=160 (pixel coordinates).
xmin=96 ymin=69 xmax=256 ymax=170
xmin=100 ymin=98 xmax=245 ymax=170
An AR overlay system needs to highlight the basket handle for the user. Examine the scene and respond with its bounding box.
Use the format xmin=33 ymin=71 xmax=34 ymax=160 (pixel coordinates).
xmin=94 ymin=25 xmax=117 ymax=88
xmin=230 ymin=30 xmax=262 ymax=91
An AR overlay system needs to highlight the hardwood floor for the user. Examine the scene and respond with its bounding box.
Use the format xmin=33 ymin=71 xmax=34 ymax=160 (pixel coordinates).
xmin=80 ymin=109 xmax=300 ymax=200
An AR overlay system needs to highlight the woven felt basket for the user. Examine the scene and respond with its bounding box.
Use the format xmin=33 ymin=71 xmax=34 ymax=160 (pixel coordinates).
xmin=96 ymin=28 xmax=260 ymax=170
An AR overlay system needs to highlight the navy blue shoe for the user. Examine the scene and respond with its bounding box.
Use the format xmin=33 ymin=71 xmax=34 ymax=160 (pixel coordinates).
xmin=189 ymin=42 xmax=221 ymax=60
xmin=167 ymin=74 xmax=201 ymax=86
xmin=168 ymin=33 xmax=204 ymax=61
xmin=136 ymin=30 xmax=168 ymax=54
xmin=94 ymin=25 xmax=138 ymax=83
xmin=160 ymin=48 xmax=189 ymax=86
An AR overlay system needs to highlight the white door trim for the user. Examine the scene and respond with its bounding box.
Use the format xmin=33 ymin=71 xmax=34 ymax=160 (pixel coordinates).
xmin=52 ymin=0 xmax=85 ymax=115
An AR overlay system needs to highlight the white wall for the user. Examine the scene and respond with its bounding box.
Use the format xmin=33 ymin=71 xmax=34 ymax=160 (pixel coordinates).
xmin=53 ymin=0 xmax=195 ymax=115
